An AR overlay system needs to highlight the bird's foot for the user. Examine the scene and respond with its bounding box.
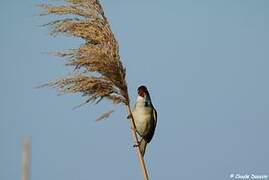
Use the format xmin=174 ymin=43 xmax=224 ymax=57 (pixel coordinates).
xmin=133 ymin=141 xmax=140 ymax=148
xmin=130 ymin=126 xmax=136 ymax=131
xmin=133 ymin=144 xmax=139 ymax=148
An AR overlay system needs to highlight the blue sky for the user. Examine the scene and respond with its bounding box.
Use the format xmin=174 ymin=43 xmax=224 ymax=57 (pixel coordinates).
xmin=1 ymin=0 xmax=269 ymax=179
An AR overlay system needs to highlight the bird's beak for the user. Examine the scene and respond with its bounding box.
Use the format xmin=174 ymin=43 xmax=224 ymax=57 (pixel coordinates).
xmin=138 ymin=91 xmax=145 ymax=97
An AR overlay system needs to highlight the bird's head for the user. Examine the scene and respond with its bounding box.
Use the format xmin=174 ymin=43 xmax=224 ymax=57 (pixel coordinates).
xmin=137 ymin=85 xmax=151 ymax=102
xmin=137 ymin=85 xmax=148 ymax=97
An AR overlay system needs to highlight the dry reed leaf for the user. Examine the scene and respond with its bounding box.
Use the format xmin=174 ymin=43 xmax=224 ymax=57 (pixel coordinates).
xmin=95 ymin=110 xmax=114 ymax=121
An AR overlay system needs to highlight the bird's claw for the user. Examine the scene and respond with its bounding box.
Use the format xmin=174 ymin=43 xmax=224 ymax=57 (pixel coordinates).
xmin=133 ymin=143 xmax=139 ymax=148
xmin=133 ymin=141 xmax=140 ymax=148
xmin=130 ymin=126 xmax=136 ymax=131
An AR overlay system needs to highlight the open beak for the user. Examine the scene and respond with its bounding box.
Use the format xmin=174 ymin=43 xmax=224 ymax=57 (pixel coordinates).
xmin=138 ymin=91 xmax=145 ymax=97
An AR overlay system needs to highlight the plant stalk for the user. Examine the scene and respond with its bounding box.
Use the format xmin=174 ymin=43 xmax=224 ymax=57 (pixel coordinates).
xmin=125 ymin=104 xmax=149 ymax=180
xmin=22 ymin=138 xmax=30 ymax=180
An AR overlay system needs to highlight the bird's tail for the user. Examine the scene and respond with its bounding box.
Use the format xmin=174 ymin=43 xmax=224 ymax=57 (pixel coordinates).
xmin=139 ymin=138 xmax=147 ymax=157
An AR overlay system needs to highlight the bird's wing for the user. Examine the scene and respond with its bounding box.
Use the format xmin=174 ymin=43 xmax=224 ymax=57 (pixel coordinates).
xmin=153 ymin=107 xmax=157 ymax=127
xmin=145 ymin=107 xmax=157 ymax=143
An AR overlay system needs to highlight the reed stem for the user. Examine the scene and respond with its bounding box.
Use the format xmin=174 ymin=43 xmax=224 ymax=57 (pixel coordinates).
xmin=125 ymin=105 xmax=149 ymax=180
xmin=22 ymin=138 xmax=30 ymax=180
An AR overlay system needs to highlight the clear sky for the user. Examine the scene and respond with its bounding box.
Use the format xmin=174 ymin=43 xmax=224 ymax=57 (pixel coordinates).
xmin=1 ymin=0 xmax=269 ymax=180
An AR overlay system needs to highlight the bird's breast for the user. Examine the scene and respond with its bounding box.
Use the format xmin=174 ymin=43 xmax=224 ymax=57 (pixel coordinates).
xmin=132 ymin=105 xmax=153 ymax=137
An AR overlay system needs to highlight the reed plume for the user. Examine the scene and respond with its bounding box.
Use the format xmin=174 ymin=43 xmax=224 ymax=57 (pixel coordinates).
xmin=39 ymin=0 xmax=149 ymax=179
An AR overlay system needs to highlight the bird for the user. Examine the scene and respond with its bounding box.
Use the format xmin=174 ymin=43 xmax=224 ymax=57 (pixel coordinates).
xmin=132 ymin=85 xmax=157 ymax=156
